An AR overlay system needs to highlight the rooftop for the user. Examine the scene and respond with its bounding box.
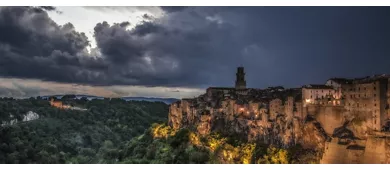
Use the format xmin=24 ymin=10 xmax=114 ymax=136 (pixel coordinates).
xmin=328 ymin=78 xmax=353 ymax=84
xmin=302 ymin=84 xmax=333 ymax=89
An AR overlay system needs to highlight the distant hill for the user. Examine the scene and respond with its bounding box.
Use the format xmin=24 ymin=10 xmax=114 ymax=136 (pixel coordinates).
xmin=121 ymin=97 xmax=179 ymax=104
xmin=40 ymin=95 xmax=179 ymax=104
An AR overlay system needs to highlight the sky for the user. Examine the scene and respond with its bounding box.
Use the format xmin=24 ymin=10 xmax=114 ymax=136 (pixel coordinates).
xmin=0 ymin=6 xmax=390 ymax=99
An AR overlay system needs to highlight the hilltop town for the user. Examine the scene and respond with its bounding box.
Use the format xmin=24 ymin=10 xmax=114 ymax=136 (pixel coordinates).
xmin=168 ymin=67 xmax=390 ymax=163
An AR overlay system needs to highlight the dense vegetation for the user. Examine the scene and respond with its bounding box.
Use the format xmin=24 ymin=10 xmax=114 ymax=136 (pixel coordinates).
xmin=0 ymin=97 xmax=168 ymax=163
xmin=0 ymin=97 xmax=320 ymax=164
xmin=120 ymin=123 xmax=321 ymax=164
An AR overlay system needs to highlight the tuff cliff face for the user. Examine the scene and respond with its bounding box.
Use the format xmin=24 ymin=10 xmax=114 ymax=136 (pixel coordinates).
xmin=168 ymin=94 xmax=329 ymax=152
xmin=168 ymin=88 xmax=390 ymax=163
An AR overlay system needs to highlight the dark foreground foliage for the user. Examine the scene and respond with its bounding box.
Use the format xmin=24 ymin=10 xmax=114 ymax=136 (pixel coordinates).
xmin=0 ymin=97 xmax=168 ymax=163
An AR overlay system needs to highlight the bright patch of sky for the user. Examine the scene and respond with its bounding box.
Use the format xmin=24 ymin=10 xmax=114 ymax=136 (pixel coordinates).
xmin=47 ymin=6 xmax=164 ymax=51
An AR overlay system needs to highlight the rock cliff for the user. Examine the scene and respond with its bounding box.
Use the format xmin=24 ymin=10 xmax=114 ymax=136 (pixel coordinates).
xmin=168 ymin=96 xmax=329 ymax=152
xmin=168 ymin=89 xmax=390 ymax=163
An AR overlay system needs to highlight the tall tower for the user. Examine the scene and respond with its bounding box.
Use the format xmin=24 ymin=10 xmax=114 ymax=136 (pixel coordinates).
xmin=235 ymin=67 xmax=246 ymax=89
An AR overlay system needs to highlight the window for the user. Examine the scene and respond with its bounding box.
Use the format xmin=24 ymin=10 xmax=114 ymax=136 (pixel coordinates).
xmin=374 ymin=94 xmax=376 ymax=97
xmin=349 ymin=103 xmax=351 ymax=106
xmin=358 ymin=94 xmax=360 ymax=98
xmin=358 ymin=87 xmax=360 ymax=91
xmin=350 ymin=95 xmax=353 ymax=98
xmin=357 ymin=103 xmax=359 ymax=107
xmin=374 ymin=87 xmax=376 ymax=90
xmin=375 ymin=103 xmax=377 ymax=106
xmin=310 ymin=95 xmax=312 ymax=99
xmin=364 ymin=87 xmax=366 ymax=90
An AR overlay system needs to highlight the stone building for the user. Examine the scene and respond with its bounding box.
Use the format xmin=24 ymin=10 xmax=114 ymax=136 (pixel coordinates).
xmin=342 ymin=77 xmax=389 ymax=131
xmin=206 ymin=67 xmax=251 ymax=98
xmin=235 ymin=67 xmax=246 ymax=89
xmin=326 ymin=78 xmax=353 ymax=99
xmin=50 ymin=98 xmax=70 ymax=109
xmin=302 ymin=84 xmax=338 ymax=107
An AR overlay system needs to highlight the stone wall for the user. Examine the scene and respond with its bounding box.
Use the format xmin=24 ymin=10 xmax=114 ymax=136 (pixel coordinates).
xmin=321 ymin=136 xmax=390 ymax=164
xmin=320 ymin=138 xmax=365 ymax=164
xmin=362 ymin=136 xmax=388 ymax=163
xmin=306 ymin=105 xmax=346 ymax=135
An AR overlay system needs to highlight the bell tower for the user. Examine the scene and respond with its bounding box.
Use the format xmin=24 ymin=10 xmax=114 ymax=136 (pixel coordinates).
xmin=235 ymin=67 xmax=246 ymax=89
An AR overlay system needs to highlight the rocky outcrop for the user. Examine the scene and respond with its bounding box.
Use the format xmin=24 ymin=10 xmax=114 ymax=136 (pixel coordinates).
xmin=1 ymin=111 xmax=40 ymax=127
xmin=23 ymin=111 xmax=39 ymax=122
xmin=299 ymin=119 xmax=329 ymax=150
xmin=197 ymin=115 xmax=212 ymax=135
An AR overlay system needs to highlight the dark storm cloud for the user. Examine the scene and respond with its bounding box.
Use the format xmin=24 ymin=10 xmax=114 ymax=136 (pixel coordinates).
xmin=142 ymin=14 xmax=154 ymax=20
xmin=1 ymin=6 xmax=390 ymax=89
xmin=92 ymin=7 xmax=246 ymax=87
xmin=160 ymin=6 xmax=188 ymax=13
xmin=0 ymin=7 xmax=108 ymax=85
xmin=39 ymin=6 xmax=56 ymax=11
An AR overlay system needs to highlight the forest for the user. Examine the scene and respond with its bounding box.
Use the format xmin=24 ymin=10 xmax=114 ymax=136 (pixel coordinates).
xmin=0 ymin=96 xmax=168 ymax=163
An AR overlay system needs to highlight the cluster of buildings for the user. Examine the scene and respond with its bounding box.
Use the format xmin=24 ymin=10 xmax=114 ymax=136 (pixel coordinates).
xmin=50 ymin=98 xmax=71 ymax=109
xmin=170 ymin=67 xmax=390 ymax=135
xmin=49 ymin=98 xmax=87 ymax=111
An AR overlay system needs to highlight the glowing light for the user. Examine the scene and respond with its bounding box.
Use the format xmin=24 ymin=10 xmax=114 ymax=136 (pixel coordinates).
xmin=305 ymin=99 xmax=311 ymax=103
xmin=152 ymin=123 xmax=176 ymax=139
xmin=239 ymin=108 xmax=245 ymax=111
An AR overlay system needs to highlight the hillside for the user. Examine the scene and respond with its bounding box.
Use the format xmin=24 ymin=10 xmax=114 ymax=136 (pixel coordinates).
xmin=0 ymin=97 xmax=168 ymax=163
xmin=40 ymin=95 xmax=180 ymax=104
xmin=118 ymin=123 xmax=321 ymax=164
